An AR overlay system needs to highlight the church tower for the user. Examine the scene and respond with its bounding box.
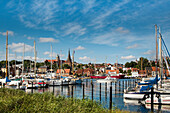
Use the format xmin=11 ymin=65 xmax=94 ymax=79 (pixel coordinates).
xmin=66 ymin=49 xmax=72 ymax=67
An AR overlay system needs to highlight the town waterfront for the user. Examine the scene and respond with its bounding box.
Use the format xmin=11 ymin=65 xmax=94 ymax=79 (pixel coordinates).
xmin=17 ymin=79 xmax=169 ymax=113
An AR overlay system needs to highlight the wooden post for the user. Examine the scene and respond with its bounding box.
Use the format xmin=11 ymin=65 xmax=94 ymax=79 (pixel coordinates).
xmin=125 ymin=80 xmax=127 ymax=89
xmin=86 ymin=79 xmax=88 ymax=87
xmin=83 ymin=84 xmax=85 ymax=99
xmin=105 ymin=82 xmax=107 ymax=92
xmin=92 ymin=83 xmax=93 ymax=101
xmin=122 ymin=81 xmax=124 ymax=92
xmin=43 ymin=81 xmax=44 ymax=92
xmin=100 ymin=83 xmax=101 ymax=102
xmin=53 ymin=81 xmax=54 ymax=94
xmin=115 ymin=82 xmax=117 ymax=94
xmin=151 ymin=87 xmax=154 ymax=112
xmin=71 ymin=85 xmax=73 ymax=98
xmin=109 ymin=86 xmax=112 ymax=110
xmin=119 ymin=81 xmax=120 ymax=92
xmin=18 ymin=83 xmax=20 ymax=89
xmin=31 ymin=82 xmax=33 ymax=93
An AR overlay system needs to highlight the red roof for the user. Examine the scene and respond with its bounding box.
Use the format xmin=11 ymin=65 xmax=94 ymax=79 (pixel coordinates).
xmin=106 ymin=70 xmax=119 ymax=74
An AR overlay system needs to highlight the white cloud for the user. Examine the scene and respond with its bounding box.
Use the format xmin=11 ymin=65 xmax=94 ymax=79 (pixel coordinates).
xmin=8 ymin=43 xmax=34 ymax=53
xmin=0 ymin=31 xmax=14 ymax=36
xmin=144 ymin=50 xmax=155 ymax=55
xmin=126 ymin=44 xmax=139 ymax=49
xmin=116 ymin=27 xmax=129 ymax=33
xmin=27 ymin=36 xmax=35 ymax=40
xmin=90 ymin=0 xmax=131 ymax=29
xmin=39 ymin=37 xmax=59 ymax=43
xmin=8 ymin=1 xmax=59 ymax=32
xmin=62 ymin=23 xmax=86 ymax=37
xmin=81 ymin=0 xmax=97 ymax=13
xmin=121 ymin=55 xmax=136 ymax=60
xmin=44 ymin=51 xmax=50 ymax=55
xmin=79 ymin=56 xmax=94 ymax=62
xmin=75 ymin=46 xmax=85 ymax=50
xmin=90 ymin=31 xmax=119 ymax=46
xmin=43 ymin=51 xmax=64 ymax=58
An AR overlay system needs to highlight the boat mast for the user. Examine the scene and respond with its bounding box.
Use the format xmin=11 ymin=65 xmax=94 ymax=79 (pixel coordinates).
xmin=155 ymin=24 xmax=158 ymax=89
xmin=15 ymin=52 xmax=16 ymax=76
xmin=22 ymin=44 xmax=25 ymax=76
xmin=94 ymin=57 xmax=96 ymax=74
xmin=51 ymin=44 xmax=52 ymax=74
xmin=60 ymin=50 xmax=62 ymax=76
xmin=159 ymin=27 xmax=163 ymax=87
xmin=105 ymin=56 xmax=107 ymax=73
xmin=6 ymin=31 xmax=8 ymax=78
xmin=30 ymin=56 xmax=31 ymax=73
xmin=8 ymin=49 xmax=10 ymax=76
xmin=116 ymin=56 xmax=118 ymax=74
xmin=34 ymin=41 xmax=36 ymax=75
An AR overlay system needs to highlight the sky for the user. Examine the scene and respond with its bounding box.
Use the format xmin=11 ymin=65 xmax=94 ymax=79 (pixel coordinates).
xmin=0 ymin=0 xmax=170 ymax=64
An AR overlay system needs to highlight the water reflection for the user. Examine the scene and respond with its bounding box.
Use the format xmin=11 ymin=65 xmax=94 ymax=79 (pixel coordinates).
xmin=23 ymin=79 xmax=170 ymax=113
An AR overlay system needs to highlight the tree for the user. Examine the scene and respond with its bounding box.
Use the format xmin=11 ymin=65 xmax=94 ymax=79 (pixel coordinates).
xmin=127 ymin=69 xmax=131 ymax=75
xmin=119 ymin=68 xmax=123 ymax=73
xmin=63 ymin=64 xmax=71 ymax=69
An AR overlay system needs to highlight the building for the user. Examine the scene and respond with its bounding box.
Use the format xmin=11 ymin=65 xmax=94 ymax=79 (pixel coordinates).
xmin=38 ymin=66 xmax=47 ymax=73
xmin=65 ymin=49 xmax=72 ymax=67
xmin=56 ymin=69 xmax=71 ymax=76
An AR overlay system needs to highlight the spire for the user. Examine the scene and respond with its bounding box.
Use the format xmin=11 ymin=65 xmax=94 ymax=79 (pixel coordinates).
xmin=66 ymin=49 xmax=72 ymax=67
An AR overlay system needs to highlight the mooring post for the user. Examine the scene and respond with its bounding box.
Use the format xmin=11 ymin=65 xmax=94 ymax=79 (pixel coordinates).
xmin=115 ymin=82 xmax=117 ymax=93
xmin=151 ymin=87 xmax=154 ymax=112
xmin=53 ymin=81 xmax=54 ymax=94
xmin=125 ymin=80 xmax=127 ymax=89
xmin=122 ymin=81 xmax=124 ymax=92
xmin=100 ymin=83 xmax=101 ymax=102
xmin=92 ymin=83 xmax=93 ymax=101
xmin=119 ymin=81 xmax=120 ymax=92
xmin=109 ymin=86 xmax=112 ymax=110
xmin=105 ymin=82 xmax=107 ymax=92
xmin=43 ymin=81 xmax=44 ymax=92
xmin=83 ymin=84 xmax=85 ymax=99
xmin=18 ymin=83 xmax=20 ymax=89
xmin=31 ymin=81 xmax=33 ymax=94
xmin=71 ymin=85 xmax=74 ymax=99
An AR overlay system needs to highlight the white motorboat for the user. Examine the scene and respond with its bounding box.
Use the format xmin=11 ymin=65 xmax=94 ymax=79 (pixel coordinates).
xmin=145 ymin=96 xmax=170 ymax=104
xmin=96 ymin=76 xmax=117 ymax=83
xmin=49 ymin=77 xmax=76 ymax=86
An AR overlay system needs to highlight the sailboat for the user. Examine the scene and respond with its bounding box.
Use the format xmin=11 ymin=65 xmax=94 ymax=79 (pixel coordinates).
xmin=0 ymin=31 xmax=11 ymax=87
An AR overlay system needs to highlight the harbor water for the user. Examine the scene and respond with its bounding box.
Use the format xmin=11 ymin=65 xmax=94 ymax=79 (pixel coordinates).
xmin=24 ymin=79 xmax=170 ymax=113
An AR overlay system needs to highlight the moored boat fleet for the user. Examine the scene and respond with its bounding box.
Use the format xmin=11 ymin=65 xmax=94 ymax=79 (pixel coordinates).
xmin=0 ymin=75 xmax=83 ymax=90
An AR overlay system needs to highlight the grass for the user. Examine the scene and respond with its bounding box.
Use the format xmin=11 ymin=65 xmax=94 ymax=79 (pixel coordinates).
xmin=0 ymin=88 xmax=130 ymax=113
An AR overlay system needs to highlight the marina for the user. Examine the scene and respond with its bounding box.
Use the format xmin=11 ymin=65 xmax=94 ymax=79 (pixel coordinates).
xmin=1 ymin=78 xmax=170 ymax=113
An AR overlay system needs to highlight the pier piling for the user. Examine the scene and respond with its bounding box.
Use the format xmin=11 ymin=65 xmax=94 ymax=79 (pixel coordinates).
xmin=31 ymin=82 xmax=33 ymax=94
xmin=100 ymin=83 xmax=101 ymax=102
xmin=92 ymin=83 xmax=93 ymax=101
xmin=83 ymin=84 xmax=85 ymax=99
xmin=53 ymin=81 xmax=54 ymax=94
xmin=105 ymin=82 xmax=107 ymax=92
xmin=115 ymin=82 xmax=117 ymax=93
xmin=43 ymin=81 xmax=44 ymax=92
xmin=71 ymin=85 xmax=73 ymax=99
xmin=109 ymin=86 xmax=112 ymax=110
xmin=122 ymin=81 xmax=124 ymax=92
xmin=151 ymin=87 xmax=154 ymax=112
xmin=119 ymin=81 xmax=120 ymax=92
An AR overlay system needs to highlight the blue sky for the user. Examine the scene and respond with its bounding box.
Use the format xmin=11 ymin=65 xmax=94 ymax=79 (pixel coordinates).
xmin=0 ymin=0 xmax=170 ymax=64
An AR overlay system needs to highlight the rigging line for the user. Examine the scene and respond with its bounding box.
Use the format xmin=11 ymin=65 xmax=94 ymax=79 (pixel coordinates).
xmin=161 ymin=37 xmax=170 ymax=57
